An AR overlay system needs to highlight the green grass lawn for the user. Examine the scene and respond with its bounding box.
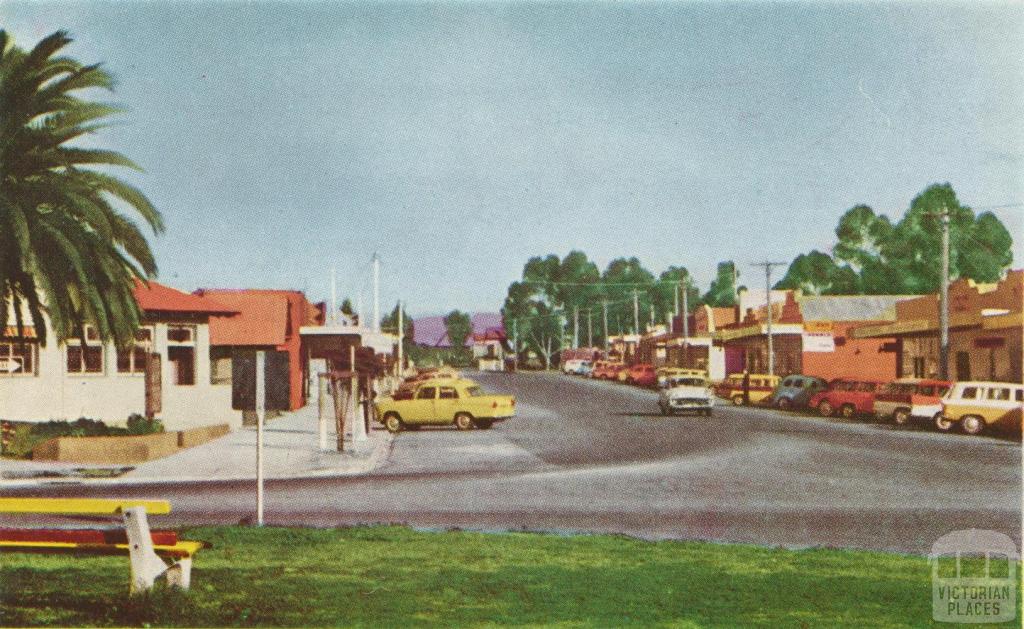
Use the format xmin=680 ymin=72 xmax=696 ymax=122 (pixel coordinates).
xmin=1 ymin=526 xmax=1019 ymax=627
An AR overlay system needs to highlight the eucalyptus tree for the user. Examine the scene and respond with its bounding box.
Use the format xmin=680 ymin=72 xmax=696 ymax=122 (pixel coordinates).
xmin=0 ymin=30 xmax=163 ymax=347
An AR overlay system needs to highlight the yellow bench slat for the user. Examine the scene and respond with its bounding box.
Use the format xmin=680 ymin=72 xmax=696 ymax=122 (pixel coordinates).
xmin=0 ymin=498 xmax=171 ymax=515
xmin=1 ymin=539 xmax=207 ymax=558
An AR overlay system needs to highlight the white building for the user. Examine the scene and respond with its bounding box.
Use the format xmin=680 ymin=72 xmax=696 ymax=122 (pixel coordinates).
xmin=0 ymin=281 xmax=243 ymax=430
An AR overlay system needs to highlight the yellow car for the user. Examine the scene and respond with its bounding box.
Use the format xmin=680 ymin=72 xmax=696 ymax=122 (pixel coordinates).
xmin=375 ymin=378 xmax=515 ymax=433
xmin=937 ymin=381 xmax=1023 ymax=435
xmin=714 ymin=373 xmax=781 ymax=406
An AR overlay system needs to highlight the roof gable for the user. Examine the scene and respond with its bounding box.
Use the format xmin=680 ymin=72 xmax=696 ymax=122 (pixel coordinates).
xmin=133 ymin=280 xmax=236 ymax=315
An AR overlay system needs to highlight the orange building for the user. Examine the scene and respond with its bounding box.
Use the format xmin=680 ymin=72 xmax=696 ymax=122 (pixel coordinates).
xmin=715 ymin=292 xmax=912 ymax=382
xmin=853 ymin=270 xmax=1023 ymax=383
xmin=195 ymin=289 xmax=321 ymax=411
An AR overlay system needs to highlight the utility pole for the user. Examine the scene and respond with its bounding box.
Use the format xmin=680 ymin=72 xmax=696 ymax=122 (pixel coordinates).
xmin=633 ymin=290 xmax=639 ymax=336
xmin=330 ymin=267 xmax=337 ymax=325
xmin=573 ymin=306 xmax=579 ymax=349
xmin=939 ymin=206 xmax=950 ymax=379
xmin=674 ymin=280 xmax=680 ymax=318
xmin=512 ymin=319 xmax=518 ymax=357
xmin=682 ymin=275 xmax=689 ymax=340
xmin=587 ymin=310 xmax=593 ymax=348
xmin=255 ymin=350 xmax=265 ymax=526
xmin=372 ymin=253 xmax=380 ymax=333
xmin=751 ymin=262 xmax=787 ymax=376
xmin=602 ymin=301 xmax=609 ymax=352
xmin=397 ymin=300 xmax=404 ymax=377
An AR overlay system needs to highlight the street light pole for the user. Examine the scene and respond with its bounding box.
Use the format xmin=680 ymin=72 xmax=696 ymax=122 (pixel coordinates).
xmin=602 ymin=301 xmax=609 ymax=353
xmin=751 ymin=262 xmax=787 ymax=376
xmin=633 ymin=290 xmax=639 ymax=335
xmin=397 ymin=300 xmax=404 ymax=377
xmin=573 ymin=306 xmax=579 ymax=349
xmin=372 ymin=253 xmax=380 ymax=333
xmin=939 ymin=206 xmax=950 ymax=379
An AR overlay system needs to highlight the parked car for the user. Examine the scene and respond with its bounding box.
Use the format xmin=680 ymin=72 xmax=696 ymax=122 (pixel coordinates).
xmin=873 ymin=378 xmax=952 ymax=426
xmin=627 ymin=363 xmax=657 ymax=388
xmin=768 ymin=375 xmax=828 ymax=410
xmin=656 ymin=367 xmax=707 ymax=388
xmin=937 ymin=381 xmax=1024 ymax=435
xmin=561 ymin=359 xmax=585 ymax=375
xmin=578 ymin=362 xmax=594 ymax=377
xmin=615 ymin=365 xmax=632 ymax=383
xmin=375 ymin=378 xmax=516 ymax=433
xmin=591 ymin=360 xmax=623 ymax=380
xmin=715 ymin=373 xmax=781 ymax=406
xmin=808 ymin=379 xmax=886 ymax=418
xmin=658 ymin=375 xmax=715 ymax=416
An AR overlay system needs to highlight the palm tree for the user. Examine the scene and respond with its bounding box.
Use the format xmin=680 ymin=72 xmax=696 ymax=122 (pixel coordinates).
xmin=0 ymin=30 xmax=163 ymax=348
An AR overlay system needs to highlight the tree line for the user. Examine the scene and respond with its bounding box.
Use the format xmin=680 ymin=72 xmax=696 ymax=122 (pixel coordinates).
xmin=502 ymin=183 xmax=1014 ymax=367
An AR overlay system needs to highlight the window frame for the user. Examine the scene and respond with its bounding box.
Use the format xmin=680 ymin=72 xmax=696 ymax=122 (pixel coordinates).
xmin=117 ymin=326 xmax=154 ymax=375
xmin=0 ymin=340 xmax=38 ymax=377
xmin=66 ymin=325 xmax=105 ymax=375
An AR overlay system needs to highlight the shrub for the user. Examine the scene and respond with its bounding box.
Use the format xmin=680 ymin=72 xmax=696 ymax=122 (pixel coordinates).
xmin=0 ymin=416 xmax=151 ymax=459
xmin=126 ymin=413 xmax=164 ymax=435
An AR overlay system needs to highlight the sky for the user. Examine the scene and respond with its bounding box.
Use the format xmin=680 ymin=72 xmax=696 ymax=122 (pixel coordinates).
xmin=3 ymin=1 xmax=1023 ymax=317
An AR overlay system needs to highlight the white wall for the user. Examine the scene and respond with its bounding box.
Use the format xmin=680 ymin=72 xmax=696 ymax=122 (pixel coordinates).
xmin=0 ymin=319 xmax=241 ymax=430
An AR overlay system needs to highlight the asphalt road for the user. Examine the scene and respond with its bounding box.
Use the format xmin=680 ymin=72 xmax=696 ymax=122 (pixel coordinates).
xmin=5 ymin=372 xmax=1020 ymax=554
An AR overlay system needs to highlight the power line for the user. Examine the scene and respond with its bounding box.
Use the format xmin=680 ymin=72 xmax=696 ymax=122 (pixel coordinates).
xmin=516 ymin=279 xmax=683 ymax=287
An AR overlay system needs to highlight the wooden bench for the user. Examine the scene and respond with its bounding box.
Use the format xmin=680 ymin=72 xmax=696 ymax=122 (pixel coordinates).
xmin=0 ymin=498 xmax=208 ymax=592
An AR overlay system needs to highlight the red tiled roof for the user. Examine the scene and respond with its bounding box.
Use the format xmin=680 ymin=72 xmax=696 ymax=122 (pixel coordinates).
xmin=132 ymin=280 xmax=236 ymax=315
xmin=196 ymin=290 xmax=293 ymax=346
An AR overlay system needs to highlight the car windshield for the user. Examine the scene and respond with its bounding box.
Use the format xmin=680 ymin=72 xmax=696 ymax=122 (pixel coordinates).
xmin=465 ymin=386 xmax=484 ymax=397
xmin=672 ymin=378 xmax=705 ymax=387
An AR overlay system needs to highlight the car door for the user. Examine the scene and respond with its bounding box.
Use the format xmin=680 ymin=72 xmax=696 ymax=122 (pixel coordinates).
xmin=406 ymin=386 xmax=437 ymax=423
xmin=435 ymin=386 xmax=460 ymax=424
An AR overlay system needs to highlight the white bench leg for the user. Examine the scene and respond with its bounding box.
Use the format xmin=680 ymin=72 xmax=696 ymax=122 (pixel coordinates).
xmin=165 ymin=557 xmax=192 ymax=590
xmin=123 ymin=506 xmax=171 ymax=593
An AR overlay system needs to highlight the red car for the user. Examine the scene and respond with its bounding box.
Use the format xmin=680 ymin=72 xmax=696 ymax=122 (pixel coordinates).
xmin=808 ymin=379 xmax=886 ymax=418
xmin=627 ymin=363 xmax=657 ymax=388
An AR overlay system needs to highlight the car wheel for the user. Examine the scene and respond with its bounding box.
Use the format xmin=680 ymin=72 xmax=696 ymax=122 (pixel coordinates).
xmin=817 ymin=401 xmax=834 ymax=417
xmin=893 ymin=408 xmax=911 ymax=426
xmin=732 ymin=395 xmax=745 ymax=406
xmin=704 ymin=409 xmax=713 ymax=417
xmin=934 ymin=413 xmax=954 ymax=432
xmin=454 ymin=412 xmax=474 ymax=431
xmin=383 ymin=413 xmax=403 ymax=434
xmin=777 ymin=398 xmax=792 ymax=410
xmin=960 ymin=415 xmax=985 ymax=436
xmin=473 ymin=418 xmax=494 ymax=429
xmin=840 ymin=404 xmax=856 ymax=419
xmin=658 ymin=403 xmax=668 ymax=416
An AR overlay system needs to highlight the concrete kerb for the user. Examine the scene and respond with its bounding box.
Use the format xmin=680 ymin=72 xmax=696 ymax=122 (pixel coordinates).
xmin=0 ymin=430 xmax=395 ymax=489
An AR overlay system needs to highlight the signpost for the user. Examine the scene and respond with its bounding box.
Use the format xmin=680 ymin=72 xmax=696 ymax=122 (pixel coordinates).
xmin=232 ymin=350 xmax=290 ymax=527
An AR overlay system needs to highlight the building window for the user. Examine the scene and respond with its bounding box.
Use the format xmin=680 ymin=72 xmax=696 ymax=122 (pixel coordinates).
xmin=117 ymin=327 xmax=153 ymax=374
xmin=210 ymin=346 xmax=232 ymax=385
xmin=0 ymin=341 xmax=37 ymax=376
xmin=66 ymin=326 xmax=104 ymax=374
xmin=912 ymin=356 xmax=926 ymax=379
xmin=167 ymin=325 xmax=196 ymax=386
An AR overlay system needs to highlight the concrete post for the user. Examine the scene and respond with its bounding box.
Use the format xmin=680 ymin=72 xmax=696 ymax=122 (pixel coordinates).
xmin=350 ymin=346 xmax=366 ymax=443
xmin=317 ymin=373 xmax=330 ymax=451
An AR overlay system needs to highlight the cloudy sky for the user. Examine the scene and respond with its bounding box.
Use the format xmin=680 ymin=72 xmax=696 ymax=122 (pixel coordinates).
xmin=3 ymin=1 xmax=1022 ymax=316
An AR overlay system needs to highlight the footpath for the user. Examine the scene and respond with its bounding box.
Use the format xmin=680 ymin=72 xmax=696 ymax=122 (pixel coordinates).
xmin=0 ymin=403 xmax=392 ymax=487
